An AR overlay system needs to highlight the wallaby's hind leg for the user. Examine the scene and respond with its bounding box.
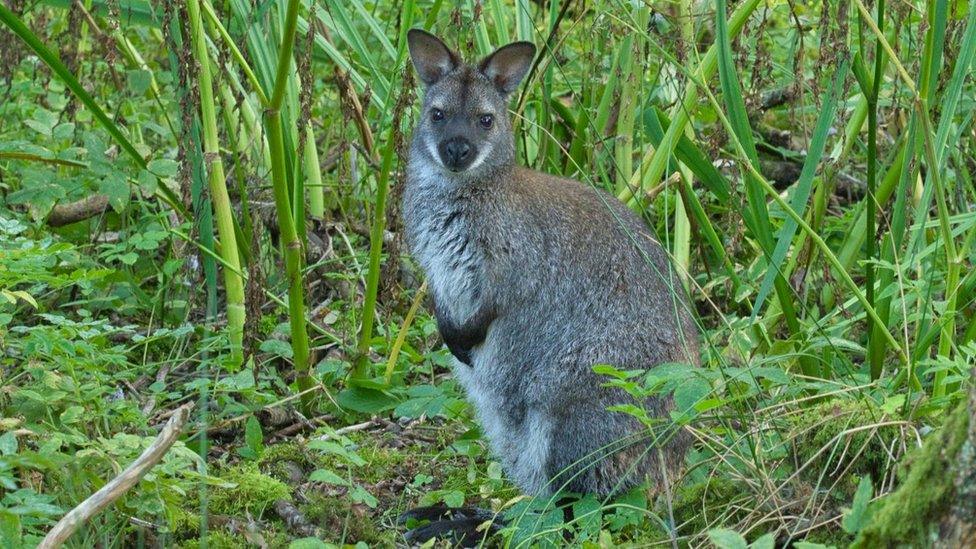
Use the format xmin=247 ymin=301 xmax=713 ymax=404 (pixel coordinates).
xmin=398 ymin=505 xmax=503 ymax=547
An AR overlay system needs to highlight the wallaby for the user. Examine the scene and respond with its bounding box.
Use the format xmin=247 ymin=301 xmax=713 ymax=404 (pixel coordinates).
xmin=400 ymin=29 xmax=699 ymax=544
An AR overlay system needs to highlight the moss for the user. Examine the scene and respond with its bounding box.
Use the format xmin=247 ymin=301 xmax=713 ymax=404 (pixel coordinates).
xmin=302 ymin=492 xmax=393 ymax=545
xmin=258 ymin=442 xmax=316 ymax=482
xmin=851 ymin=398 xmax=970 ymax=548
xmin=208 ymin=462 xmax=292 ymax=517
xmin=788 ymin=399 xmax=903 ymax=496
xmin=174 ymin=530 xmax=247 ymax=549
xmin=800 ymin=526 xmax=855 ymax=547
xmin=669 ymin=476 xmax=746 ymax=538
xmin=259 ymin=441 xmax=313 ymax=467
xmin=169 ymin=505 xmax=200 ymax=539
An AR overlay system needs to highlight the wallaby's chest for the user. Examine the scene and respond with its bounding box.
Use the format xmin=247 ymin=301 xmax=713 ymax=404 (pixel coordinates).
xmin=404 ymin=172 xmax=486 ymax=322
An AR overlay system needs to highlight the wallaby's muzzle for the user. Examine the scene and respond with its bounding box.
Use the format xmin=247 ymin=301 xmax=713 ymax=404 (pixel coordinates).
xmin=438 ymin=136 xmax=476 ymax=172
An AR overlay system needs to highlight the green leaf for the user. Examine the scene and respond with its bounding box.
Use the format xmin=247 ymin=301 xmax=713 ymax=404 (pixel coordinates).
xmin=842 ymin=475 xmax=874 ymax=534
xmin=337 ymin=387 xmax=398 ymax=413
xmin=260 ymin=338 xmax=294 ymax=359
xmin=147 ymin=158 xmax=179 ymax=178
xmin=127 ymin=69 xmax=153 ymax=95
xmin=750 ymin=533 xmax=776 ymax=549
xmin=244 ymin=416 xmax=264 ymax=458
xmin=673 ymin=378 xmax=711 ymax=417
xmin=572 ymin=495 xmax=603 ymax=538
xmin=0 ymin=432 xmax=17 ymax=455
xmin=349 ymin=484 xmax=378 ymax=508
xmin=308 ymin=440 xmax=367 ymax=467
xmin=592 ymin=364 xmax=638 ymax=379
xmin=708 ymin=528 xmax=748 ymax=549
xmin=309 ymin=469 xmax=349 ymax=485
xmin=0 ymin=510 xmax=21 ymax=546
xmin=24 ymin=108 xmax=58 ymax=137
xmin=217 ymin=370 xmax=255 ymax=391
xmin=7 ymin=168 xmax=65 ymax=220
xmin=441 ymin=489 xmax=464 ymax=508
xmin=59 ymin=406 xmax=84 ymax=425
xmin=98 ymin=172 xmax=130 ymax=213
xmin=52 ymin=122 xmax=75 ymax=140
xmin=881 ymin=394 xmax=906 ymax=415
xmin=394 ymin=384 xmax=450 ymax=418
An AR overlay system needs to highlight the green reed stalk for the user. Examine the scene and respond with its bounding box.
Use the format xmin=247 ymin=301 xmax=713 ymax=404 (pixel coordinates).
xmin=918 ymin=109 xmax=961 ymax=397
xmin=349 ymin=1 xmax=414 ymax=380
xmin=305 ymin=121 xmax=326 ymax=220
xmin=200 ymin=0 xmax=269 ymax=105
xmin=217 ymin=83 xmax=255 ymax=259
xmin=264 ymin=0 xmax=312 ymax=393
xmin=237 ymin=95 xmax=272 ymax=168
xmin=671 ymin=0 xmax=694 ymax=286
xmin=352 ymin=133 xmax=396 ymax=380
xmin=187 ymin=0 xmax=246 ymax=365
xmin=862 ymin=0 xmax=886 ymax=380
xmin=162 ymin=14 xmax=217 ymax=536
xmin=613 ymin=24 xmax=639 ymax=191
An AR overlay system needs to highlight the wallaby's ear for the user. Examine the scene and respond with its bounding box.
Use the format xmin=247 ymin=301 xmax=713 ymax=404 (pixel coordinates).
xmin=478 ymin=41 xmax=536 ymax=95
xmin=407 ymin=29 xmax=460 ymax=86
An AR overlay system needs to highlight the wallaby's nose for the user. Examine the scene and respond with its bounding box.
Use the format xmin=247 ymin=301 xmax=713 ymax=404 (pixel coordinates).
xmin=438 ymin=137 xmax=475 ymax=171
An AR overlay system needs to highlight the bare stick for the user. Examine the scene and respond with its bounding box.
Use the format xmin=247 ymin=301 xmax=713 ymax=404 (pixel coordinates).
xmin=39 ymin=403 xmax=194 ymax=548
xmin=46 ymin=194 xmax=110 ymax=227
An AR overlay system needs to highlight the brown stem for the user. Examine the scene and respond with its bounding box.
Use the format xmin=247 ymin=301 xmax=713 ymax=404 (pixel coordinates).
xmin=45 ymin=194 xmax=110 ymax=227
xmin=38 ymin=403 xmax=194 ymax=548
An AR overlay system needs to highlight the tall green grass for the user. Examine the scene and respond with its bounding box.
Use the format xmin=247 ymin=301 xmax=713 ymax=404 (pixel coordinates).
xmin=6 ymin=0 xmax=971 ymax=399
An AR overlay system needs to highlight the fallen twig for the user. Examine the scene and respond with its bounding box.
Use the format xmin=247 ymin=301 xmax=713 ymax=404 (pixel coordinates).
xmin=274 ymin=499 xmax=321 ymax=538
xmin=314 ymin=417 xmax=380 ymax=441
xmin=39 ymin=403 xmax=194 ymax=549
xmin=46 ymin=194 xmax=110 ymax=227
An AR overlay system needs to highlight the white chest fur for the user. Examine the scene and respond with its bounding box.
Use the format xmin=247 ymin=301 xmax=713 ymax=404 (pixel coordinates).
xmin=404 ymin=167 xmax=484 ymax=323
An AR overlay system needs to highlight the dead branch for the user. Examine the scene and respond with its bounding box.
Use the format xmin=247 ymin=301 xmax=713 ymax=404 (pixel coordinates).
xmin=45 ymin=194 xmax=110 ymax=227
xmin=274 ymin=499 xmax=321 ymax=538
xmin=38 ymin=403 xmax=194 ymax=549
xmin=314 ymin=417 xmax=380 ymax=441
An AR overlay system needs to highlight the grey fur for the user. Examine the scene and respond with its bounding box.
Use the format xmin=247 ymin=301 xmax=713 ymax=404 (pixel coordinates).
xmin=404 ymin=30 xmax=699 ymax=497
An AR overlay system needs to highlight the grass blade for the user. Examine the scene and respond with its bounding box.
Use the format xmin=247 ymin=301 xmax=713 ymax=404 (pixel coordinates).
xmin=714 ymin=0 xmax=803 ymax=353
xmin=752 ymin=59 xmax=850 ymax=319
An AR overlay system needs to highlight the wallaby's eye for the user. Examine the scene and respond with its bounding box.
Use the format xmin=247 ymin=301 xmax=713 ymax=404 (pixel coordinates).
xmin=479 ymin=114 xmax=494 ymax=129
xmin=431 ymin=108 xmax=445 ymax=122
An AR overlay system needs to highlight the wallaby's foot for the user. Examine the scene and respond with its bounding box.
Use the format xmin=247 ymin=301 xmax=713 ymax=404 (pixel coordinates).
xmin=398 ymin=505 xmax=503 ymax=547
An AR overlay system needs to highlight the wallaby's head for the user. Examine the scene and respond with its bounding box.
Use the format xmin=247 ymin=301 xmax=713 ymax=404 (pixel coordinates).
xmin=407 ymin=29 xmax=535 ymax=177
